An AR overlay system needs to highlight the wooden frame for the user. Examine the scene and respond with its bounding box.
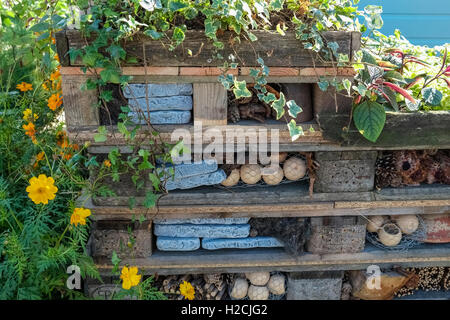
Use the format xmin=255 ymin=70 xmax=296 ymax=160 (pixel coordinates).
xmin=94 ymin=243 xmax=450 ymax=275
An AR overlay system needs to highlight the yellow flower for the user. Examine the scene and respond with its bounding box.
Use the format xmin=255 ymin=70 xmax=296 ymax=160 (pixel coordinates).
xmin=22 ymin=122 xmax=36 ymax=137
xmin=33 ymin=151 xmax=45 ymax=168
xmin=180 ymin=281 xmax=195 ymax=300
xmin=23 ymin=109 xmax=38 ymax=122
xmin=48 ymin=93 xmax=63 ymax=111
xmin=120 ymin=266 xmax=141 ymax=290
xmin=50 ymin=69 xmax=61 ymax=82
xmin=70 ymin=207 xmax=91 ymax=226
xmin=42 ymin=82 xmax=50 ymax=91
xmin=16 ymin=82 xmax=33 ymax=92
xmin=26 ymin=174 xmax=58 ymax=205
xmin=103 ymin=160 xmax=111 ymax=168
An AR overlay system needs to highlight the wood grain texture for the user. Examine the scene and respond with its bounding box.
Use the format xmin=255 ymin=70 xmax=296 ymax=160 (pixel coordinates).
xmin=193 ymin=83 xmax=228 ymax=126
xmin=81 ymin=183 xmax=450 ymax=220
xmin=55 ymin=30 xmax=70 ymax=67
xmin=94 ymin=244 xmax=450 ymax=275
xmin=65 ymin=30 xmax=357 ymax=67
xmin=317 ymin=111 xmax=450 ymax=149
xmin=61 ymin=75 xmax=99 ymax=128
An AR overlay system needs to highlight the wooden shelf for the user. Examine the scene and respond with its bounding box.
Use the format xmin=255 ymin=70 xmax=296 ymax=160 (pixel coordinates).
xmin=68 ymin=112 xmax=450 ymax=152
xmin=83 ymin=183 xmax=450 ymax=220
xmin=94 ymin=243 xmax=450 ymax=275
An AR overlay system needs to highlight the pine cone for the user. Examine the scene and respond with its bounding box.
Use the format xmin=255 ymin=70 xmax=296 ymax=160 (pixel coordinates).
xmin=375 ymin=152 xmax=401 ymax=188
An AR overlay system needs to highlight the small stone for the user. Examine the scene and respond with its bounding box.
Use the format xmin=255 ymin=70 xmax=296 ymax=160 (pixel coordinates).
xmin=202 ymin=237 xmax=283 ymax=250
xmin=156 ymin=237 xmax=200 ymax=251
xmin=156 ymin=160 xmax=218 ymax=180
xmin=164 ymin=169 xmax=226 ymax=190
xmin=129 ymin=95 xmax=193 ymax=111
xmin=129 ymin=110 xmax=191 ymax=124
xmin=154 ymin=223 xmax=250 ymax=238
xmin=124 ymin=83 xmax=193 ymax=98
xmin=154 ymin=218 xmax=250 ymax=225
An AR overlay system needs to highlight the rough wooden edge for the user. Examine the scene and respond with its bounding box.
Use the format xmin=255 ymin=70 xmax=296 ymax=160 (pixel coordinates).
xmin=94 ymin=244 xmax=450 ymax=275
xmin=55 ymin=30 xmax=70 ymax=67
xmin=193 ymin=83 xmax=228 ymax=126
xmin=61 ymin=66 xmax=355 ymax=77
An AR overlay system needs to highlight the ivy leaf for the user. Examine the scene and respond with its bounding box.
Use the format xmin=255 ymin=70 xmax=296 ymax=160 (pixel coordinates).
xmin=148 ymin=173 xmax=161 ymax=191
xmin=287 ymin=120 xmax=304 ymax=141
xmin=233 ymin=80 xmax=252 ymax=99
xmin=269 ymin=0 xmax=284 ymax=11
xmin=421 ymin=87 xmax=443 ymax=106
xmin=353 ymin=101 xmax=386 ymax=143
xmin=317 ymin=80 xmax=329 ymax=91
xmin=107 ymin=45 xmax=126 ymax=60
xmin=128 ymin=197 xmax=136 ymax=210
xmin=287 ymin=100 xmax=302 ymax=118
xmin=342 ymin=79 xmax=352 ymax=95
xmin=143 ymin=191 xmax=157 ymax=209
xmin=172 ymin=27 xmax=185 ymax=45
xmin=100 ymin=68 xmax=121 ymax=84
xmin=276 ymin=23 xmax=285 ymax=36
xmin=272 ymin=92 xmax=286 ymax=120
xmin=168 ymin=0 xmax=188 ymax=11
xmin=144 ymin=28 xmax=163 ymax=40
xmin=405 ymin=98 xmax=421 ymax=111
xmin=94 ymin=126 xmax=108 ymax=142
xmin=139 ymin=0 xmax=162 ymax=11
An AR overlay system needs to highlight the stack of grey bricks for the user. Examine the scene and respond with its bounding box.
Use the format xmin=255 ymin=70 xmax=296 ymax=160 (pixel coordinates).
xmin=155 ymin=218 xmax=284 ymax=251
xmin=124 ymin=83 xmax=193 ymax=124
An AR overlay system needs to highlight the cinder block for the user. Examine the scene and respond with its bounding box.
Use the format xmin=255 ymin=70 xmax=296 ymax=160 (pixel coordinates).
xmin=314 ymin=151 xmax=377 ymax=192
xmin=286 ymin=271 xmax=343 ymax=300
xmin=91 ymin=220 xmax=152 ymax=259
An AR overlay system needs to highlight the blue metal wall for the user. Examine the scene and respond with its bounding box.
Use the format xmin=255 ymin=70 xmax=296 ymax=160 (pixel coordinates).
xmin=356 ymin=0 xmax=450 ymax=46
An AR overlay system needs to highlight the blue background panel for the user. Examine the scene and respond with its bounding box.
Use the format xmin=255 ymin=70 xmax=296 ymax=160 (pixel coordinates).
xmin=356 ymin=0 xmax=450 ymax=46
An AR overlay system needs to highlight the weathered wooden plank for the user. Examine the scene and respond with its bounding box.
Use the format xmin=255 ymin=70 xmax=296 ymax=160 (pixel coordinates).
xmin=375 ymin=185 xmax=450 ymax=201
xmin=335 ymin=199 xmax=450 ymax=209
xmin=193 ymin=83 xmax=228 ymax=126
xmin=317 ymin=111 xmax=450 ymax=149
xmin=91 ymin=181 xmax=375 ymax=207
xmin=61 ymin=75 xmax=99 ymax=128
xmin=66 ymin=123 xmax=324 ymax=147
xmin=94 ymin=243 xmax=450 ymax=275
xmin=65 ymin=30 xmax=357 ymax=67
xmin=55 ymin=30 xmax=70 ymax=67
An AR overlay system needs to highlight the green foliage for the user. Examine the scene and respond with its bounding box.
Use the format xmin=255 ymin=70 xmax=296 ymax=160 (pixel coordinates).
xmin=353 ymin=101 xmax=386 ymax=143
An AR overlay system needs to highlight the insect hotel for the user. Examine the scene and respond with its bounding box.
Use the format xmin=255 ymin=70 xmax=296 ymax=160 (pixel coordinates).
xmin=56 ymin=27 xmax=450 ymax=300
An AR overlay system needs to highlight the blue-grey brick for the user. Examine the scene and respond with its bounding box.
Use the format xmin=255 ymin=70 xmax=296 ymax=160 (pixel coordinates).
xmin=129 ymin=110 xmax=191 ymax=124
xmin=129 ymin=96 xmax=193 ymax=112
xmin=154 ymin=218 xmax=250 ymax=225
xmin=124 ymin=84 xmax=193 ymax=98
xmin=164 ymin=169 xmax=226 ymax=190
xmin=157 ymin=160 xmax=218 ymax=180
xmin=154 ymin=224 xmax=250 ymax=238
xmin=202 ymin=237 xmax=284 ymax=250
xmin=156 ymin=237 xmax=200 ymax=251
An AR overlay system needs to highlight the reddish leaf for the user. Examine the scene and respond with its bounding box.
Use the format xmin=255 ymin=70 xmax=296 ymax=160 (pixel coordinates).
xmin=404 ymin=76 xmax=424 ymax=90
xmin=383 ymin=82 xmax=416 ymax=103
xmin=444 ymin=78 xmax=450 ymax=89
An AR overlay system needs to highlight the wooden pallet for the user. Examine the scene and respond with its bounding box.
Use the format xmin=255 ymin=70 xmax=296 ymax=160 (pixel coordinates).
xmin=94 ymin=243 xmax=450 ymax=275
xmin=82 ymin=184 xmax=450 ymax=220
